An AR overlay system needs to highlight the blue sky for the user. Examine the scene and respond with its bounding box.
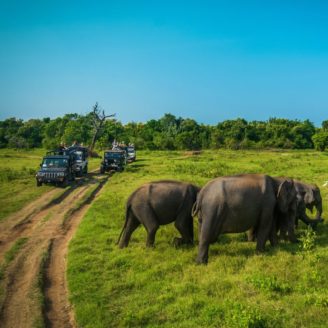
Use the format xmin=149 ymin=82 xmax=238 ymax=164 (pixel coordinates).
xmin=0 ymin=0 xmax=327 ymax=125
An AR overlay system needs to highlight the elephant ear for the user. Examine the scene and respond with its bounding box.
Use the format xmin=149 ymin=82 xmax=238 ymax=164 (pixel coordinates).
xmin=296 ymin=191 xmax=306 ymax=206
xmin=304 ymin=188 xmax=314 ymax=205
xmin=277 ymin=179 xmax=294 ymax=213
xmin=313 ymin=185 xmax=322 ymax=203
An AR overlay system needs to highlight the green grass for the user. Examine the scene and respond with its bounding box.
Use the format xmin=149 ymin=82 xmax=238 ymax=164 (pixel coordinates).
xmin=68 ymin=149 xmax=328 ymax=327
xmin=0 ymin=237 xmax=29 ymax=281
xmin=0 ymin=148 xmax=102 ymax=221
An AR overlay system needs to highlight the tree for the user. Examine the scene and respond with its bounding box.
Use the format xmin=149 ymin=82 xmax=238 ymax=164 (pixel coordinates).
xmin=63 ymin=116 xmax=92 ymax=146
xmin=89 ymin=103 xmax=115 ymax=151
xmin=312 ymin=131 xmax=328 ymax=151
xmin=322 ymin=120 xmax=328 ymax=131
xmin=17 ymin=119 xmax=45 ymax=148
xmin=0 ymin=118 xmax=23 ymax=148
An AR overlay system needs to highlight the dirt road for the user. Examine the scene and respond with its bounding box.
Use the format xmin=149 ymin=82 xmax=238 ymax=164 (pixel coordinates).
xmin=0 ymin=172 xmax=109 ymax=328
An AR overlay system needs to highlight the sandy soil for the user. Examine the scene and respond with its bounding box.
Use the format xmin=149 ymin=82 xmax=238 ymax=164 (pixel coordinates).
xmin=0 ymin=172 xmax=109 ymax=328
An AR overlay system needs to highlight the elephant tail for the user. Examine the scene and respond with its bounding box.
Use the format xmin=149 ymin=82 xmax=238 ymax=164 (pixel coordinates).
xmin=116 ymin=203 xmax=131 ymax=245
xmin=192 ymin=199 xmax=200 ymax=217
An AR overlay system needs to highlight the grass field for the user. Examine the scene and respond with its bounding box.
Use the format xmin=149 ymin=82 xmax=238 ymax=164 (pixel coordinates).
xmin=67 ymin=150 xmax=328 ymax=328
xmin=0 ymin=148 xmax=100 ymax=221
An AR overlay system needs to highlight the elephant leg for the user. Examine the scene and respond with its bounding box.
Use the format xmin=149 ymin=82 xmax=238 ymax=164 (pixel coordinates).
xmin=196 ymin=240 xmax=209 ymax=264
xmin=119 ymin=214 xmax=140 ymax=248
xmin=269 ymin=221 xmax=278 ymax=247
xmin=196 ymin=209 xmax=224 ymax=264
xmin=309 ymin=217 xmax=324 ymax=230
xmin=286 ymin=210 xmax=299 ymax=243
xmin=295 ymin=216 xmax=299 ymax=228
xmin=247 ymin=227 xmax=256 ymax=242
xmin=198 ymin=218 xmax=202 ymax=242
xmin=145 ymin=223 xmax=159 ymax=247
xmin=256 ymin=211 xmax=273 ymax=252
xmin=174 ymin=213 xmax=193 ymax=246
xmin=278 ymin=223 xmax=289 ymax=241
xmin=133 ymin=205 xmax=159 ymax=247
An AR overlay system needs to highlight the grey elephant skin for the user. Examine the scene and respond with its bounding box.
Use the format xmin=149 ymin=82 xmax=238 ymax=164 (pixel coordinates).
xmin=294 ymin=180 xmax=323 ymax=226
xmin=276 ymin=179 xmax=323 ymax=241
xmin=193 ymin=174 xmax=296 ymax=264
xmin=117 ymin=180 xmax=200 ymax=248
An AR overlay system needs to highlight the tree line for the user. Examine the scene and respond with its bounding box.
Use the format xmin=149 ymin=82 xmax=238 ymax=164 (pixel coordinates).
xmin=1 ymin=109 xmax=328 ymax=151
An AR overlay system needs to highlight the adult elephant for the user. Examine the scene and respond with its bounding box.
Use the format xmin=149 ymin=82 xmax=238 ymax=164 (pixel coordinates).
xmin=117 ymin=180 xmax=200 ymax=248
xmin=192 ymin=174 xmax=297 ymax=264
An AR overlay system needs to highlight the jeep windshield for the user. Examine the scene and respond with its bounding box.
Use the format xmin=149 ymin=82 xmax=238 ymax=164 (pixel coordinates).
xmin=42 ymin=158 xmax=68 ymax=168
xmin=74 ymin=151 xmax=83 ymax=160
xmin=127 ymin=147 xmax=135 ymax=153
xmin=105 ymin=152 xmax=123 ymax=159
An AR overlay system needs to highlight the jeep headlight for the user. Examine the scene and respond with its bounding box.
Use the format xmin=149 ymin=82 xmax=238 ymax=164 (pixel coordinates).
xmin=37 ymin=172 xmax=45 ymax=177
xmin=57 ymin=172 xmax=65 ymax=177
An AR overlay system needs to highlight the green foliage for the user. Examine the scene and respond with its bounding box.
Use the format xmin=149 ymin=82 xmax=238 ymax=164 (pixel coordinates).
xmin=226 ymin=302 xmax=268 ymax=328
xmin=299 ymin=227 xmax=317 ymax=253
xmin=0 ymin=148 xmax=54 ymax=220
xmin=0 ymin=112 xmax=325 ymax=151
xmin=4 ymin=237 xmax=28 ymax=264
xmin=312 ymin=131 xmax=328 ymax=151
xmin=247 ymin=275 xmax=292 ymax=294
xmin=0 ymin=238 xmax=28 ymax=282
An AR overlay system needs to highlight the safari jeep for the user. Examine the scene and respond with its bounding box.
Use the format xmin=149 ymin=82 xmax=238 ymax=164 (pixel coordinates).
xmin=100 ymin=149 xmax=126 ymax=173
xmin=127 ymin=146 xmax=136 ymax=162
xmin=68 ymin=146 xmax=89 ymax=176
xmin=36 ymin=150 xmax=76 ymax=187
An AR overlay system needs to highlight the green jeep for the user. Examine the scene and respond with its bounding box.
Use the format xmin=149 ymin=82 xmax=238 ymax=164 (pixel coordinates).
xmin=100 ymin=150 xmax=126 ymax=173
xmin=36 ymin=150 xmax=76 ymax=187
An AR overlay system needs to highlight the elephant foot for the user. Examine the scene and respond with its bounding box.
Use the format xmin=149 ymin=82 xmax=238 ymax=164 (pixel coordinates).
xmin=310 ymin=218 xmax=324 ymax=229
xmin=118 ymin=242 xmax=127 ymax=249
xmin=269 ymin=238 xmax=278 ymax=247
xmin=278 ymin=236 xmax=288 ymax=242
xmin=174 ymin=237 xmax=189 ymax=248
xmin=173 ymin=237 xmax=194 ymax=248
xmin=195 ymin=256 xmax=208 ymax=265
xmin=173 ymin=237 xmax=182 ymax=247
xmin=255 ymin=247 xmax=265 ymax=253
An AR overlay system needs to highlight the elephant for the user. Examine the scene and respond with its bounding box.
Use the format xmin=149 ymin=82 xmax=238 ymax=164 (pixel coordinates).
xmin=192 ymin=174 xmax=297 ymax=264
xmin=293 ymin=180 xmax=323 ymax=227
xmin=117 ymin=180 xmax=200 ymax=248
xmin=276 ymin=179 xmax=323 ymax=241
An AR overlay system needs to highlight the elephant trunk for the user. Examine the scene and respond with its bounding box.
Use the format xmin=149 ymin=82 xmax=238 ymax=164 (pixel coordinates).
xmin=314 ymin=202 xmax=323 ymax=220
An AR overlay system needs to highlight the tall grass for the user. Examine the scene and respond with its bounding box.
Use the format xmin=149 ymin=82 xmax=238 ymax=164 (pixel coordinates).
xmin=68 ymin=150 xmax=328 ymax=327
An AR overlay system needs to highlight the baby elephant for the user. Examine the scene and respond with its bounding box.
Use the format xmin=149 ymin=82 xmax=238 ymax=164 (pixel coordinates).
xmin=117 ymin=180 xmax=200 ymax=248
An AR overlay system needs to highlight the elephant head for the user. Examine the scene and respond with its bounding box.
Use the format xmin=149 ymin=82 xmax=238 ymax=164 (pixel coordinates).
xmin=304 ymin=185 xmax=323 ymax=219
xmin=275 ymin=178 xmax=298 ymax=243
xmin=294 ymin=180 xmax=323 ymax=220
xmin=276 ymin=179 xmax=297 ymax=213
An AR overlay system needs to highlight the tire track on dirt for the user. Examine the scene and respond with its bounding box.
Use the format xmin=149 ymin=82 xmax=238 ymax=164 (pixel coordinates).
xmin=42 ymin=178 xmax=108 ymax=328
xmin=0 ymin=183 xmax=89 ymax=261
xmin=0 ymin=173 xmax=108 ymax=328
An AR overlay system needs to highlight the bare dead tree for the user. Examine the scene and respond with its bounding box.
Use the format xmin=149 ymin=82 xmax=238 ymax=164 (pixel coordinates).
xmin=89 ymin=102 xmax=115 ymax=151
